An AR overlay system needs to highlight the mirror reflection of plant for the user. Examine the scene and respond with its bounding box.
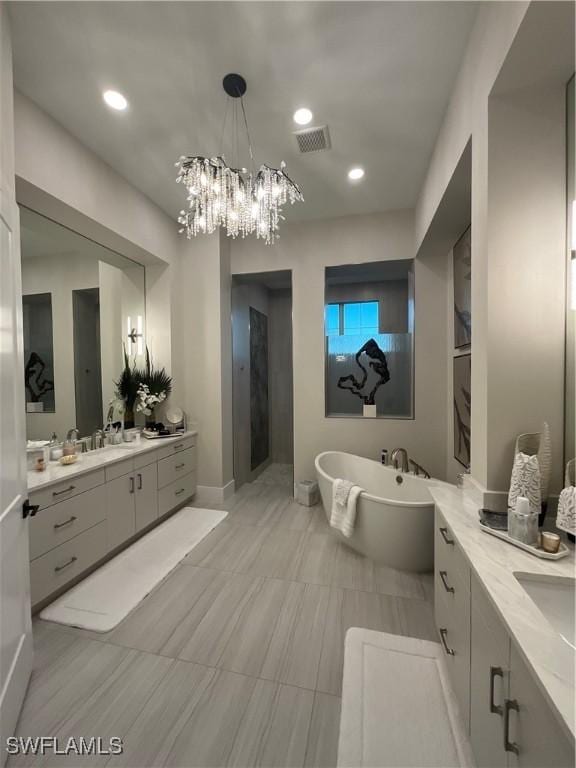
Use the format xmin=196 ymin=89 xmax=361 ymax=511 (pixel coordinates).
xmin=140 ymin=347 xmax=172 ymax=399
xmin=114 ymin=347 xmax=143 ymax=413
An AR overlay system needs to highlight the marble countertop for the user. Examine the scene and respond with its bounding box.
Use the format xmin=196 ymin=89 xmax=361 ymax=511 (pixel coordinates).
xmin=430 ymin=485 xmax=575 ymax=741
xmin=28 ymin=431 xmax=198 ymax=493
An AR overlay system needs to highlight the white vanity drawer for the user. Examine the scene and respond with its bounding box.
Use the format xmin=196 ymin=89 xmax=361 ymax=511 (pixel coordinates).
xmin=157 ymin=447 xmax=196 ymax=490
xmin=158 ymin=471 xmax=196 ymax=517
xmin=30 ymin=484 xmax=107 ymax=561
xmin=155 ymin=435 xmax=196 ymax=462
xmin=30 ymin=521 xmax=107 ymax=606
xmin=29 ymin=469 xmax=105 ymax=512
xmin=105 ymin=457 xmax=134 ymax=482
xmin=434 ymin=509 xmax=469 ymax=592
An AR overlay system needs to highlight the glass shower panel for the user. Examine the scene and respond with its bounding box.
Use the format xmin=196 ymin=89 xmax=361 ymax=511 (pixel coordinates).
xmin=326 ymin=332 xmax=413 ymax=418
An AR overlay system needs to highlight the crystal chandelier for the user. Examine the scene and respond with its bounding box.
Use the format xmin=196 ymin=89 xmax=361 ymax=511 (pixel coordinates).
xmin=176 ymin=74 xmax=303 ymax=245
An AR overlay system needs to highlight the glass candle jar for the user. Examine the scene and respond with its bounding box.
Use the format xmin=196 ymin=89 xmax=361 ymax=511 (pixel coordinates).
xmin=508 ymin=496 xmax=539 ymax=546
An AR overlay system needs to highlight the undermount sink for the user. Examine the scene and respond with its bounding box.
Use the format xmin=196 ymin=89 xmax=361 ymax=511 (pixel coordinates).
xmin=514 ymin=572 xmax=575 ymax=651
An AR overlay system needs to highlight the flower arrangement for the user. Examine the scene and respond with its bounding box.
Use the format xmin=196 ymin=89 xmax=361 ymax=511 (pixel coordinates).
xmin=135 ymin=383 xmax=167 ymax=417
xmin=115 ymin=346 xmax=172 ymax=428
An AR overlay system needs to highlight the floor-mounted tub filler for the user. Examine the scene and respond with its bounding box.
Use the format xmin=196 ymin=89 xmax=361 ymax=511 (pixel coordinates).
xmin=315 ymin=451 xmax=443 ymax=572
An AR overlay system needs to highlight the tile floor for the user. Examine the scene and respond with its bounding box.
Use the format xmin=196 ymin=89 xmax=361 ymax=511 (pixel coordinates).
xmin=12 ymin=467 xmax=436 ymax=767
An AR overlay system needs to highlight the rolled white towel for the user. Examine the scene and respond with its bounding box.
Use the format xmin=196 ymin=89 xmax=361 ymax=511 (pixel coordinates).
xmin=556 ymin=486 xmax=576 ymax=536
xmin=331 ymin=478 xmax=363 ymax=538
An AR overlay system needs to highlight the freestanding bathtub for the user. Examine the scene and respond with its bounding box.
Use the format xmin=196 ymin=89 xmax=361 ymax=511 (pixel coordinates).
xmin=315 ymin=451 xmax=441 ymax=572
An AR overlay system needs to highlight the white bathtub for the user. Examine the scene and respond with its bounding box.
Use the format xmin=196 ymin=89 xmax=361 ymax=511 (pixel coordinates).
xmin=315 ymin=450 xmax=441 ymax=572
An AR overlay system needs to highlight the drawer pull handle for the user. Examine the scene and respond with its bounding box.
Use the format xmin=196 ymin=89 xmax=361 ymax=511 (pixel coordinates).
xmin=55 ymin=556 xmax=77 ymax=573
xmin=503 ymin=699 xmax=520 ymax=755
xmin=54 ymin=515 xmax=77 ymax=530
xmin=52 ymin=485 xmax=76 ymax=497
xmin=175 ymin=488 xmax=185 ymax=496
xmin=439 ymin=527 xmax=454 ymax=545
xmin=439 ymin=628 xmax=455 ymax=656
xmin=129 ymin=476 xmax=135 ymax=494
xmin=175 ymin=463 xmax=185 ymax=470
xmin=439 ymin=570 xmax=455 ymax=594
xmin=490 ymin=666 xmax=504 ymax=715
xmin=174 ymin=444 xmax=184 ymax=451
xmin=137 ymin=473 xmax=143 ymax=490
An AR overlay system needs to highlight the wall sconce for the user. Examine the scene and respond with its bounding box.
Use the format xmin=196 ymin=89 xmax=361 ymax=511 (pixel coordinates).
xmin=127 ymin=315 xmax=144 ymax=355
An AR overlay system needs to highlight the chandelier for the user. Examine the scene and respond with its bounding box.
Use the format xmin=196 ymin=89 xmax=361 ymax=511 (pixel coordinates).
xmin=176 ymin=74 xmax=303 ymax=245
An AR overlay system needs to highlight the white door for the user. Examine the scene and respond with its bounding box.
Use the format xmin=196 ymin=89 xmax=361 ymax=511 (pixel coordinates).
xmin=0 ymin=183 xmax=33 ymax=762
xmin=0 ymin=5 xmax=33 ymax=760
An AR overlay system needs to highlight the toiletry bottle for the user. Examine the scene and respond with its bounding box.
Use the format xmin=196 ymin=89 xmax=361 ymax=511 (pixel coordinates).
xmin=508 ymin=496 xmax=538 ymax=546
xmin=62 ymin=439 xmax=76 ymax=457
xmin=48 ymin=432 xmax=62 ymax=462
xmin=381 ymin=449 xmax=389 ymax=466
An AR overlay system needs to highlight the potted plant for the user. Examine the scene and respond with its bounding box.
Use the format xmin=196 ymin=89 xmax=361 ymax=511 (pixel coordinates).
xmin=114 ymin=348 xmax=142 ymax=428
xmin=136 ymin=348 xmax=172 ymax=429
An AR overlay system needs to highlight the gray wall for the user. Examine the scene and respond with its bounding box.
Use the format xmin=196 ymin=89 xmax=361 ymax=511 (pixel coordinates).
xmin=269 ymin=288 xmax=293 ymax=465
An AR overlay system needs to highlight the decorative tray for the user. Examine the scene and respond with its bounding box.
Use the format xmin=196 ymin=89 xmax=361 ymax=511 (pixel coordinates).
xmin=142 ymin=431 xmax=178 ymax=440
xmin=480 ymin=522 xmax=570 ymax=560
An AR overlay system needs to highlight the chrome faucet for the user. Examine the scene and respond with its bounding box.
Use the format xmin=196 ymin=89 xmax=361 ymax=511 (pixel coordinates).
xmin=66 ymin=428 xmax=80 ymax=442
xmin=91 ymin=429 xmax=105 ymax=450
xmin=391 ymin=447 xmax=409 ymax=473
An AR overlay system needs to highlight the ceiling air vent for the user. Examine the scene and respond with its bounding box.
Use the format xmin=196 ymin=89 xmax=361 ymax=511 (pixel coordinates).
xmin=294 ymin=125 xmax=331 ymax=153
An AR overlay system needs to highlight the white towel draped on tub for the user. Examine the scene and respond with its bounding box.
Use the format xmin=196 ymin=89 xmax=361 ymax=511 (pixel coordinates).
xmin=331 ymin=478 xmax=363 ymax=538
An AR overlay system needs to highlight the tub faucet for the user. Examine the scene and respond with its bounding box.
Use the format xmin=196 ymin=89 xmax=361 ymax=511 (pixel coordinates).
xmin=391 ymin=448 xmax=409 ymax=473
xmin=409 ymin=459 xmax=431 ymax=479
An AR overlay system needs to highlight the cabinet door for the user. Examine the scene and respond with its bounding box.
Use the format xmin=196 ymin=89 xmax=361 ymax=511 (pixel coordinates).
xmin=435 ymin=577 xmax=471 ymax=734
xmin=135 ymin=463 xmax=158 ymax=531
xmin=106 ymin=474 xmax=135 ymax=551
xmin=507 ymin=644 xmax=574 ymax=768
xmin=470 ymin=575 xmax=510 ymax=768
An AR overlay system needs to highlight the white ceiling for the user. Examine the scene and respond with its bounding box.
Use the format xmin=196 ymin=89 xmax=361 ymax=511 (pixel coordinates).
xmin=9 ymin=2 xmax=478 ymax=224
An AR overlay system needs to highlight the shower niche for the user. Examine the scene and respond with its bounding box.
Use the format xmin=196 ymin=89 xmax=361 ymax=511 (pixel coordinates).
xmin=324 ymin=260 xmax=414 ymax=419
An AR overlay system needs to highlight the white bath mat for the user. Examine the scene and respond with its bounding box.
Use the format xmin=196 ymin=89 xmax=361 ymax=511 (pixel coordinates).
xmin=40 ymin=507 xmax=227 ymax=633
xmin=338 ymin=628 xmax=474 ymax=767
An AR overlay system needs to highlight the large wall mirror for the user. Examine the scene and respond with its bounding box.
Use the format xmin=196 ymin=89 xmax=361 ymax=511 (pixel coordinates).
xmin=566 ymin=74 xmax=575 ymax=470
xmin=21 ymin=207 xmax=146 ymax=441
xmin=324 ymin=260 xmax=414 ymax=419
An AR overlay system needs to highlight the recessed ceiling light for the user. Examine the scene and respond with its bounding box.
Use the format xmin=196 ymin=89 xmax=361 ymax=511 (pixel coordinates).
xmin=348 ymin=167 xmax=365 ymax=181
xmin=293 ymin=107 xmax=313 ymax=126
xmin=103 ymin=90 xmax=128 ymax=111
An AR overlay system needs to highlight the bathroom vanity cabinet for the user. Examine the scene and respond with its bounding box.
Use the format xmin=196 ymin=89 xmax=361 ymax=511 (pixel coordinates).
xmin=28 ymin=434 xmax=197 ymax=608
xmin=434 ymin=507 xmax=575 ymax=768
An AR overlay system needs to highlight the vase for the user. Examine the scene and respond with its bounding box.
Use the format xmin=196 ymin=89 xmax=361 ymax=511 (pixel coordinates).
xmin=124 ymin=407 xmax=135 ymax=429
xmin=145 ymin=409 xmax=156 ymax=430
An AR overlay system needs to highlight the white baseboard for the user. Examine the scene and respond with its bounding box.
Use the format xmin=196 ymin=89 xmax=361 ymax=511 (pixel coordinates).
xmin=196 ymin=479 xmax=236 ymax=505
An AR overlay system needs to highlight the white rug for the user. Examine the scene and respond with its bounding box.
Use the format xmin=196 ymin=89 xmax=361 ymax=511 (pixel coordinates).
xmin=40 ymin=507 xmax=227 ymax=632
